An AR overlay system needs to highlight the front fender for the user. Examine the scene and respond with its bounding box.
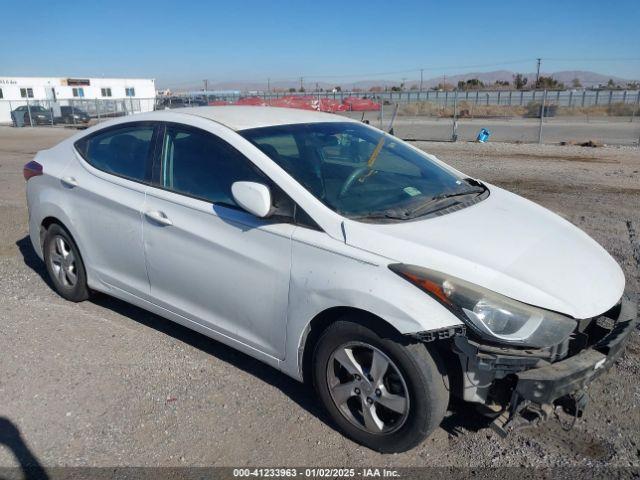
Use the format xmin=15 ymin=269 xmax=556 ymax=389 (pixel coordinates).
xmin=280 ymin=227 xmax=463 ymax=380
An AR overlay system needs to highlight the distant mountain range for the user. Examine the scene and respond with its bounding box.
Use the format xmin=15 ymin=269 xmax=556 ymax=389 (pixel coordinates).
xmin=167 ymin=70 xmax=636 ymax=92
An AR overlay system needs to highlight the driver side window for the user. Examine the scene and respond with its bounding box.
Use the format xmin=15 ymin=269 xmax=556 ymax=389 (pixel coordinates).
xmin=160 ymin=124 xmax=266 ymax=207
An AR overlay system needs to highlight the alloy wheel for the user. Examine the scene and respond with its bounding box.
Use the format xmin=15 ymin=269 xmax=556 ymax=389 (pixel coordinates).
xmin=49 ymin=235 xmax=78 ymax=288
xmin=326 ymin=342 xmax=410 ymax=434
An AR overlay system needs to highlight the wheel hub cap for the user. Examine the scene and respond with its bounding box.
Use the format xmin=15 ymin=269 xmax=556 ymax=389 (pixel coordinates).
xmin=49 ymin=235 xmax=77 ymax=288
xmin=326 ymin=341 xmax=410 ymax=435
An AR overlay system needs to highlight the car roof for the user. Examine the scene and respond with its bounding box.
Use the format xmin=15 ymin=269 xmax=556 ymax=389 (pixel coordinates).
xmin=169 ymin=106 xmax=357 ymax=131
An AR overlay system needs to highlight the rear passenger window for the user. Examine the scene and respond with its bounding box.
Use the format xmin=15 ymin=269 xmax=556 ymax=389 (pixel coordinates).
xmin=75 ymin=124 xmax=155 ymax=182
xmin=161 ymin=124 xmax=266 ymax=207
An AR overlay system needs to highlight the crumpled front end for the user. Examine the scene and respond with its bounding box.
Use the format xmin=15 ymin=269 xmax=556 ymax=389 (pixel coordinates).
xmin=450 ymin=294 xmax=637 ymax=435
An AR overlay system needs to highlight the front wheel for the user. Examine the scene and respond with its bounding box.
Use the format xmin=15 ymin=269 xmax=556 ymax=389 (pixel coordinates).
xmin=313 ymin=320 xmax=449 ymax=453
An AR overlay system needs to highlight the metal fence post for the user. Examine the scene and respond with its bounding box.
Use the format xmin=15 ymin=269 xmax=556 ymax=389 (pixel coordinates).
xmin=582 ymin=90 xmax=586 ymax=107
xmin=538 ymin=90 xmax=547 ymax=144
xmin=631 ymin=91 xmax=640 ymax=123
xmin=451 ymin=90 xmax=459 ymax=142
xmin=49 ymin=99 xmax=54 ymax=127
xmin=26 ymin=99 xmax=33 ymax=127
xmin=595 ymin=90 xmax=600 ymax=105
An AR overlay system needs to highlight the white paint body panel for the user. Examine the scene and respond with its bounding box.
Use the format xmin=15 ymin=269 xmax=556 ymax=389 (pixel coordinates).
xmin=26 ymin=107 xmax=626 ymax=383
xmin=143 ymin=186 xmax=294 ymax=359
xmin=343 ymin=184 xmax=625 ymax=319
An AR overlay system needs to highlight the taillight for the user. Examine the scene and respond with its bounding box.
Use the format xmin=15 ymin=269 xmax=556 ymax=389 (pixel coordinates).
xmin=23 ymin=161 xmax=43 ymax=181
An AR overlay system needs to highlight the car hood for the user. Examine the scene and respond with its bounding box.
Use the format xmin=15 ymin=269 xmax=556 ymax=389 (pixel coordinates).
xmin=343 ymin=184 xmax=625 ymax=319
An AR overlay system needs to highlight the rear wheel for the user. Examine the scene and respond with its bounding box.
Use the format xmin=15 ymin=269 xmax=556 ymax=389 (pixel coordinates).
xmin=313 ymin=319 xmax=449 ymax=453
xmin=43 ymin=224 xmax=90 ymax=302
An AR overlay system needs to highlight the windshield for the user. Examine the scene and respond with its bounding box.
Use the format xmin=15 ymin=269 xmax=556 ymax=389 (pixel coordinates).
xmin=241 ymin=122 xmax=486 ymax=220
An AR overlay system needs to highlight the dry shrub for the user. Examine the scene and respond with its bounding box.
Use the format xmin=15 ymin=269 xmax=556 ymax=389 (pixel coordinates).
xmin=399 ymin=101 xmax=526 ymax=118
xmin=399 ymin=100 xmax=637 ymax=118
xmin=557 ymin=102 xmax=638 ymax=117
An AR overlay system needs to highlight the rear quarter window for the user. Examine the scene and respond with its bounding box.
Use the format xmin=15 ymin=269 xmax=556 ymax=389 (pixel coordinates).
xmin=75 ymin=123 xmax=156 ymax=183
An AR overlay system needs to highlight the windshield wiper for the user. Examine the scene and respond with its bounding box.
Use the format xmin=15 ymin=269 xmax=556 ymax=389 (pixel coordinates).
xmin=386 ymin=186 xmax=486 ymax=220
xmin=350 ymin=197 xmax=464 ymax=221
xmin=349 ymin=180 xmax=487 ymax=221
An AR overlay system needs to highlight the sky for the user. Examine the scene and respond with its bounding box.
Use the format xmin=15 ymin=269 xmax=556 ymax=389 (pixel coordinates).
xmin=2 ymin=0 xmax=639 ymax=88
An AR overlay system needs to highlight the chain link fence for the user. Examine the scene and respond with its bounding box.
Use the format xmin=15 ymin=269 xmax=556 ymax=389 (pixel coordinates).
xmin=329 ymin=89 xmax=640 ymax=146
xmin=0 ymin=98 xmax=156 ymax=128
xmin=2 ymin=89 xmax=639 ymax=146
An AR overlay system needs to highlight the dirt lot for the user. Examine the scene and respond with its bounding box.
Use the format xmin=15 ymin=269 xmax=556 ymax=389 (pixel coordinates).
xmin=0 ymin=126 xmax=639 ymax=469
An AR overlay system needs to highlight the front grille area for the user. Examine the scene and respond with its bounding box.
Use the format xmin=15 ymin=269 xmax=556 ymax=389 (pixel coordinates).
xmin=567 ymin=300 xmax=623 ymax=356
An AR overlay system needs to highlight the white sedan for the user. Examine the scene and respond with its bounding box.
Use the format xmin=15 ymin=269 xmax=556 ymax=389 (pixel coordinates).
xmin=24 ymin=106 xmax=636 ymax=452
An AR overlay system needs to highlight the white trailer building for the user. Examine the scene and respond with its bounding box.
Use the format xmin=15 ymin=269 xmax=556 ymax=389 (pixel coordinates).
xmin=0 ymin=76 xmax=156 ymax=124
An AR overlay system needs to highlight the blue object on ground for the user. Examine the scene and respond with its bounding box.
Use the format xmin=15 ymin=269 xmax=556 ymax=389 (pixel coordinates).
xmin=476 ymin=128 xmax=491 ymax=143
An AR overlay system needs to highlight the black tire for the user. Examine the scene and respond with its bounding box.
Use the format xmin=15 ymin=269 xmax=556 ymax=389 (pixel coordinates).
xmin=313 ymin=319 xmax=449 ymax=453
xmin=43 ymin=224 xmax=90 ymax=302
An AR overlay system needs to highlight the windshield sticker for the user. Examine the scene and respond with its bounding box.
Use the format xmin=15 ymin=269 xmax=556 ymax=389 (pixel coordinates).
xmin=403 ymin=186 xmax=421 ymax=196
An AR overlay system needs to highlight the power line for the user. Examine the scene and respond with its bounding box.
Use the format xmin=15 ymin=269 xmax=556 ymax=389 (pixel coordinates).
xmin=544 ymin=57 xmax=640 ymax=62
xmin=305 ymin=59 xmax=534 ymax=79
xmin=160 ymin=56 xmax=640 ymax=89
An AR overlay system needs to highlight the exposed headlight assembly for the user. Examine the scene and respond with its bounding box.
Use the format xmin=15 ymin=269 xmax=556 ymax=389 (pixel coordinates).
xmin=390 ymin=264 xmax=576 ymax=348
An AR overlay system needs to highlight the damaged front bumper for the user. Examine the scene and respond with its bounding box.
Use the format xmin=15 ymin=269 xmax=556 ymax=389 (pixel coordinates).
xmin=452 ymin=295 xmax=637 ymax=435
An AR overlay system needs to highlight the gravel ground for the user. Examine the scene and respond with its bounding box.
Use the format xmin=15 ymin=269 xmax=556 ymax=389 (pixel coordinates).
xmin=0 ymin=126 xmax=639 ymax=469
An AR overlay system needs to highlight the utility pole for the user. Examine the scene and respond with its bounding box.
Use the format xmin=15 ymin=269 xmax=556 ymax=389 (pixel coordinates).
xmin=267 ymin=78 xmax=270 ymax=93
xmin=299 ymin=76 xmax=304 ymax=92
xmin=203 ymin=79 xmax=208 ymax=93
xmin=535 ymin=58 xmax=541 ymax=89
xmin=420 ymin=68 xmax=424 ymax=93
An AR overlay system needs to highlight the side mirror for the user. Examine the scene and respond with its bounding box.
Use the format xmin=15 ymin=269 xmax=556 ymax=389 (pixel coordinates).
xmin=231 ymin=181 xmax=272 ymax=218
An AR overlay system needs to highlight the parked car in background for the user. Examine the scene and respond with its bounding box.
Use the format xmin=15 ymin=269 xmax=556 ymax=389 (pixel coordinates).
xmin=155 ymin=97 xmax=195 ymax=109
xmin=12 ymin=105 xmax=54 ymax=125
xmin=24 ymin=106 xmax=636 ymax=453
xmin=57 ymin=106 xmax=91 ymax=124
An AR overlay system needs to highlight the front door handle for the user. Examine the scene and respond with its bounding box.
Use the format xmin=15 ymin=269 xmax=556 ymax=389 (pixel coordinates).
xmin=144 ymin=210 xmax=173 ymax=226
xmin=61 ymin=176 xmax=78 ymax=188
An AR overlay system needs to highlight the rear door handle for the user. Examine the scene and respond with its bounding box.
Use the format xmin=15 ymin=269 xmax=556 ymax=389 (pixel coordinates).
xmin=61 ymin=176 xmax=78 ymax=188
xmin=144 ymin=210 xmax=173 ymax=226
